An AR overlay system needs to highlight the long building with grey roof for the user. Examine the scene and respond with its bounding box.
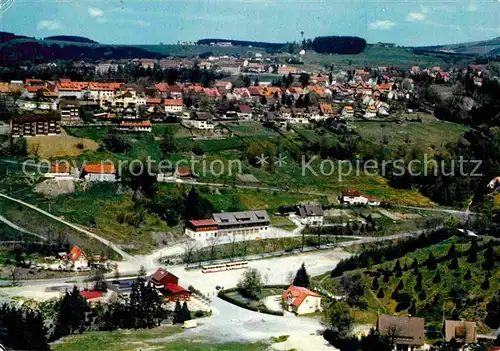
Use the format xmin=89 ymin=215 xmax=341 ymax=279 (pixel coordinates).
xmin=212 ymin=210 xmax=270 ymax=237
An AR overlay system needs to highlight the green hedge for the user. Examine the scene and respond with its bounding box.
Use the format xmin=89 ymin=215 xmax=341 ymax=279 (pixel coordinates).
xmin=218 ymin=287 xmax=284 ymax=316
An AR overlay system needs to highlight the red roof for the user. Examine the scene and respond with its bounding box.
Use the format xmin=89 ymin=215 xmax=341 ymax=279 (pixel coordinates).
xmin=190 ymin=219 xmax=217 ymax=227
xmin=165 ymin=283 xmax=190 ymax=294
xmin=120 ymin=121 xmax=152 ymax=127
xmin=83 ymin=164 xmax=116 ymax=174
xmin=282 ymin=285 xmax=320 ymax=308
xmin=26 ymin=86 xmax=47 ymax=93
xmin=176 ymin=166 xmax=192 ymax=177
xmin=67 ymin=245 xmax=87 ymax=262
xmin=80 ymin=290 xmax=103 ymax=300
xmin=146 ymin=98 xmax=162 ymax=105
xmin=51 ymin=163 xmax=71 ymax=174
xmin=238 ymin=105 xmax=252 ymax=113
xmin=164 ymin=99 xmax=184 ymax=106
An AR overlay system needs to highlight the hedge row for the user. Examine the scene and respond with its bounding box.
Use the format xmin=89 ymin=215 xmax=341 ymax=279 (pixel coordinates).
xmin=218 ymin=288 xmax=284 ymax=316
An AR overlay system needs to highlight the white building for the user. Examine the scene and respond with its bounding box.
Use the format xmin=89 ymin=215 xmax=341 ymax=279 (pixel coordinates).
xmin=297 ymin=204 xmax=324 ymax=227
xmin=184 ymin=219 xmax=219 ymax=241
xmin=82 ymin=164 xmax=117 ymax=182
xmin=164 ymin=99 xmax=184 ymax=113
xmin=119 ymin=121 xmax=152 ymax=133
xmin=63 ymin=245 xmax=88 ymax=271
xmin=282 ymin=285 xmax=322 ymax=315
xmin=341 ymin=106 xmax=354 ymax=118
xmin=189 ymin=112 xmax=214 ymax=129
xmin=212 ymin=210 xmax=270 ymax=238
xmin=364 ymin=105 xmax=377 ymax=118
xmin=341 ymin=190 xmax=380 ymax=206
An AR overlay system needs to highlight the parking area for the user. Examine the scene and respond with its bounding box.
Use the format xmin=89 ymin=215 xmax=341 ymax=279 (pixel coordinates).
xmin=168 ymin=248 xmax=351 ymax=296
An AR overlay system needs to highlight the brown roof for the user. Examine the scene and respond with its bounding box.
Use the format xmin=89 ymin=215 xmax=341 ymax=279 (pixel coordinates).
xmin=320 ymin=103 xmax=334 ymax=114
xmin=151 ymin=268 xmax=178 ymax=286
xmin=444 ymin=320 xmax=477 ymax=344
xmin=12 ymin=113 xmax=61 ymax=123
xmin=377 ymin=315 xmax=425 ymax=346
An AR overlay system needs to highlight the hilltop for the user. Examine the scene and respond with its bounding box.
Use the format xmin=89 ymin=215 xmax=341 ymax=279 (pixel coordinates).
xmin=44 ymin=35 xmax=99 ymax=44
xmin=415 ymin=36 xmax=500 ymax=56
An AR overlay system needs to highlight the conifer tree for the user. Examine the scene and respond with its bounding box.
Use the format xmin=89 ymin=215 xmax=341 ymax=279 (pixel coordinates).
xmin=433 ymin=270 xmax=441 ymax=283
xmin=481 ymin=277 xmax=490 ymax=290
xmin=372 ymin=276 xmax=379 ymax=291
xmin=172 ymin=300 xmax=182 ymax=324
xmin=293 ymin=262 xmax=310 ymax=287
xmin=393 ymin=259 xmax=403 ymax=277
xmin=448 ymin=256 xmax=459 ymax=270
xmin=447 ymin=243 xmax=456 ymax=258
xmin=418 ymin=289 xmax=427 ymax=301
xmin=427 ymin=252 xmax=437 ymax=270
xmin=464 ymin=269 xmax=472 ymax=280
xmin=396 ymin=280 xmax=404 ymax=291
xmin=377 ymin=288 xmax=384 ymax=298
xmin=181 ymin=301 xmax=191 ymax=322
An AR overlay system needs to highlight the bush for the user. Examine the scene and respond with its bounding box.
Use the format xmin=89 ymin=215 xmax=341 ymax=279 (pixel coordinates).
xmin=194 ymin=311 xmax=204 ymax=318
xmin=218 ymin=288 xmax=284 ymax=316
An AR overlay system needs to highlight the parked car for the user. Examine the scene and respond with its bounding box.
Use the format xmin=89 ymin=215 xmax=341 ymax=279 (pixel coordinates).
xmin=215 ymin=286 xmax=224 ymax=290
xmin=183 ymin=320 xmax=198 ymax=329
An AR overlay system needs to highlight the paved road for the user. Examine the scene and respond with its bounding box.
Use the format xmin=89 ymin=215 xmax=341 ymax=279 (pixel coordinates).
xmin=0 ymin=193 xmax=135 ymax=262
xmin=392 ymin=205 xmax=476 ymax=219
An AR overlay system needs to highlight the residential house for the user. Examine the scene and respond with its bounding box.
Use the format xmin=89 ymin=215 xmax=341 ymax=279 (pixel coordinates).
xmin=231 ymin=88 xmax=251 ymax=101
xmin=296 ymin=204 xmax=324 ymax=227
xmin=150 ymin=267 xmax=179 ymax=288
xmin=64 ymin=245 xmax=89 ymax=270
xmin=364 ymin=105 xmax=377 ymax=118
xmin=307 ymin=106 xmax=322 ymax=121
xmin=95 ymin=63 xmax=118 ymax=74
xmin=341 ymin=106 xmax=354 ymax=118
xmin=311 ymin=75 xmax=330 ymax=86
xmin=203 ymin=88 xmax=221 ymax=100
xmin=237 ymin=105 xmax=252 ymax=120
xmin=212 ymin=210 xmax=270 ymax=237
xmin=443 ymin=320 xmax=477 ymax=344
xmin=189 ymin=112 xmax=214 ymax=130
xmin=146 ymin=97 xmax=162 ymax=106
xmin=164 ymin=99 xmax=184 ymax=113
xmin=279 ymin=107 xmax=292 ymax=119
xmin=80 ymin=290 xmax=104 ymax=301
xmin=278 ymin=66 xmax=297 ymax=75
xmin=341 ymin=190 xmax=380 ymax=206
xmin=45 ymin=163 xmax=73 ymax=179
xmin=150 ymin=268 xmax=191 ymax=302
xmin=119 ymin=120 xmax=152 ymax=133
xmin=291 ymin=108 xmax=309 ymax=124
xmin=81 ymin=163 xmax=117 ymax=182
xmin=377 ymin=315 xmax=425 ymax=350
xmin=473 ymin=77 xmax=483 ymax=87
xmin=377 ymin=102 xmax=390 ymax=117
xmin=11 ymin=113 xmax=61 ymax=136
xmin=59 ymin=100 xmax=81 ymax=124
xmin=282 ymin=285 xmax=322 ymax=315
xmin=185 ymin=219 xmax=219 ymax=241
xmin=319 ymin=103 xmax=335 ymax=119
xmin=121 ymin=105 xmax=138 ymax=119
xmin=55 ymin=82 xmax=85 ymax=99
xmin=286 ymin=87 xmax=304 ymax=100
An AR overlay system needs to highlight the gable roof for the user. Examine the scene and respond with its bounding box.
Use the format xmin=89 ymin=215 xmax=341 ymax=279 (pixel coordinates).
xmin=444 ymin=320 xmax=477 ymax=343
xmin=151 ymin=268 xmax=178 ymax=285
xmin=319 ymin=103 xmax=334 ymax=114
xmin=165 ymin=283 xmax=190 ymax=294
xmin=164 ymin=99 xmax=183 ymax=106
xmin=297 ymin=204 xmax=323 ymax=218
xmin=83 ymin=163 xmax=116 ymax=174
xmin=282 ymin=285 xmax=320 ymax=308
xmin=377 ymin=315 xmax=425 ymax=346
xmin=238 ymin=105 xmax=252 ymax=113
xmin=189 ymin=219 xmax=217 ymax=227
xmin=67 ymin=245 xmax=87 ymax=262
xmin=80 ymin=290 xmax=103 ymax=300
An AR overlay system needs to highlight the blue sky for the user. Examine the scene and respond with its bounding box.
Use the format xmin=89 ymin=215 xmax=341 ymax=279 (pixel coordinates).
xmin=1 ymin=0 xmax=499 ymax=46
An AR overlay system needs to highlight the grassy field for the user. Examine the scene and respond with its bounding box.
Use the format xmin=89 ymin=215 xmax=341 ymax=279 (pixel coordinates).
xmin=315 ymin=236 xmax=500 ymax=329
xmin=138 ymin=44 xmax=264 ymax=57
xmin=27 ymin=131 xmax=99 ymax=158
xmin=0 ymin=196 xmax=114 ymax=256
xmin=351 ymin=118 xmax=470 ymax=154
xmin=302 ymin=46 xmax=449 ymax=70
xmin=52 ymin=324 xmax=271 ymax=351
xmin=270 ymin=216 xmax=297 ymax=231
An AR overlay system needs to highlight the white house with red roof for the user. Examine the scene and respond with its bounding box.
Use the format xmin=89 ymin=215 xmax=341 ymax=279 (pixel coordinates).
xmin=282 ymin=285 xmax=322 ymax=315
xmin=184 ymin=219 xmax=219 ymax=241
xmin=63 ymin=245 xmax=89 ymax=270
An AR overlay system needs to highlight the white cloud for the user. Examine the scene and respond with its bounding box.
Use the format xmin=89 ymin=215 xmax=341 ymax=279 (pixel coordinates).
xmin=132 ymin=20 xmax=150 ymax=27
xmin=467 ymin=3 xmax=478 ymax=12
xmin=368 ymin=20 xmax=396 ymax=30
xmin=88 ymin=7 xmax=104 ymax=17
xmin=426 ymin=20 xmax=461 ymax=31
xmin=37 ymin=20 xmax=63 ymax=31
xmin=407 ymin=12 xmax=426 ymax=21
